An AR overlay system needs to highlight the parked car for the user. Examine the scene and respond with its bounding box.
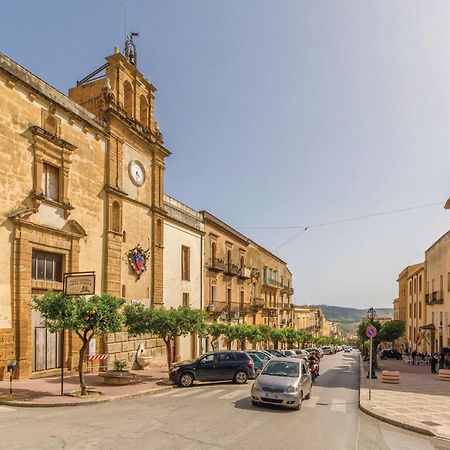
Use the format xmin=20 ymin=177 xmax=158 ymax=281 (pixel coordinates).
xmin=265 ymin=349 xmax=286 ymax=358
xmin=169 ymin=351 xmax=256 ymax=387
xmin=290 ymin=349 xmax=310 ymax=360
xmin=380 ymin=349 xmax=402 ymax=360
xmin=344 ymin=346 xmax=352 ymax=353
xmin=247 ymin=352 xmax=266 ymax=373
xmin=281 ymin=350 xmax=297 ymax=358
xmin=305 ymin=347 xmax=323 ymax=357
xmin=246 ymin=350 xmax=272 ymax=364
xmin=321 ymin=346 xmax=333 ymax=355
xmin=251 ymin=357 xmax=312 ymax=410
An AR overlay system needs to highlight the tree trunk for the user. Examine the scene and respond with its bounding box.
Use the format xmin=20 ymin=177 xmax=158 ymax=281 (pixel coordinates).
xmin=165 ymin=340 xmax=172 ymax=371
xmin=78 ymin=339 xmax=89 ymax=396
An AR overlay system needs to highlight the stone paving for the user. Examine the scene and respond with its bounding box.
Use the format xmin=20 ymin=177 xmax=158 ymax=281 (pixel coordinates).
xmin=0 ymin=366 xmax=173 ymax=406
xmin=359 ymin=357 xmax=450 ymax=440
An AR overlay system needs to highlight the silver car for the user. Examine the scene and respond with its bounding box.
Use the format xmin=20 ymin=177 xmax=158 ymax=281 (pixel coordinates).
xmin=251 ymin=357 xmax=312 ymax=410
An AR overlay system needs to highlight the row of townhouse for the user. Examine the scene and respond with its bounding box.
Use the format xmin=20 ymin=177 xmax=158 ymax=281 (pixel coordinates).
xmin=394 ymin=203 xmax=450 ymax=354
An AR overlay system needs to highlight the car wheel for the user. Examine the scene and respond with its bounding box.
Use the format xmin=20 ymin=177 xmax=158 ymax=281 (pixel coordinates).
xmin=178 ymin=372 xmax=194 ymax=388
xmin=233 ymin=370 xmax=248 ymax=384
xmin=305 ymin=387 xmax=311 ymax=400
xmin=295 ymin=393 xmax=303 ymax=410
xmin=251 ymin=400 xmax=258 ymax=406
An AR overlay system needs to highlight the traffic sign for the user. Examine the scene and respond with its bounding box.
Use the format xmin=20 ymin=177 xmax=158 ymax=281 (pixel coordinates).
xmin=366 ymin=325 xmax=377 ymax=339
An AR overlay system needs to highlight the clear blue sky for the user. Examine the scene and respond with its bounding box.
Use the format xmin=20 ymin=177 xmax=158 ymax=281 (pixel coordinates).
xmin=2 ymin=1 xmax=449 ymax=309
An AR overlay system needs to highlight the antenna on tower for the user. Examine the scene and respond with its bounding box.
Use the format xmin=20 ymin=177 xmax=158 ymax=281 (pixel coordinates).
xmin=124 ymin=3 xmax=127 ymax=45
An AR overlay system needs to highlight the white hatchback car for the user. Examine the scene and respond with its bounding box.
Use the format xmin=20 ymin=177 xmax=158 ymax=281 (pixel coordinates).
xmin=251 ymin=358 xmax=312 ymax=410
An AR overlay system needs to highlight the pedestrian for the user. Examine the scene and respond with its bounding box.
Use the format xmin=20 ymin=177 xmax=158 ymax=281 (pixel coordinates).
xmin=439 ymin=352 xmax=445 ymax=370
xmin=431 ymin=353 xmax=438 ymax=374
xmin=411 ymin=350 xmax=417 ymax=366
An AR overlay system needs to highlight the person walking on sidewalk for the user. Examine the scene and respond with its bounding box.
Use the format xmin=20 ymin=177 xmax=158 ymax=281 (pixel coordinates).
xmin=411 ymin=350 xmax=417 ymax=365
xmin=439 ymin=351 xmax=445 ymax=370
xmin=431 ymin=353 xmax=438 ymax=374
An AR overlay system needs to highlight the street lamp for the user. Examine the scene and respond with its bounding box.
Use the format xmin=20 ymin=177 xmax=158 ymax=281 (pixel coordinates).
xmin=366 ymin=307 xmax=377 ymax=379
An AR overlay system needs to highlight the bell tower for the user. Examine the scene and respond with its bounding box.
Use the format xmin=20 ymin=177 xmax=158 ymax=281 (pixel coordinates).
xmin=69 ymin=46 xmax=170 ymax=307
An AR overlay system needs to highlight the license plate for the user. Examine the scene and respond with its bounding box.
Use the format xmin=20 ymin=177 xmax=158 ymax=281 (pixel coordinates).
xmin=264 ymin=393 xmax=278 ymax=399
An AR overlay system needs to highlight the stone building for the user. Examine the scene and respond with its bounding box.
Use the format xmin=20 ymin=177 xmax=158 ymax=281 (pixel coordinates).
xmin=425 ymin=230 xmax=450 ymax=353
xmin=0 ymin=47 xmax=169 ymax=379
xmin=163 ymin=194 xmax=204 ymax=361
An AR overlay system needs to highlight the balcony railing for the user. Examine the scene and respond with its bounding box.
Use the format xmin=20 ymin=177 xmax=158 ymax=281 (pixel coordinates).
xmin=224 ymin=264 xmax=240 ymax=277
xmin=251 ymin=298 xmax=265 ymax=312
xmin=207 ymin=258 xmax=226 ymax=272
xmin=238 ymin=267 xmax=251 ymax=279
xmin=426 ymin=291 xmax=444 ymax=305
xmin=205 ymin=301 xmax=227 ymax=314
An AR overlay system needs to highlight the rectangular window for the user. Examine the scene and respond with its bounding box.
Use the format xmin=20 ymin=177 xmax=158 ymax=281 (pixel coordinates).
xmin=413 ymin=278 xmax=417 ymax=294
xmin=181 ymin=246 xmax=190 ymax=281
xmin=32 ymin=250 xmax=62 ymax=282
xmin=440 ymin=312 xmax=443 ymax=327
xmin=211 ymin=284 xmax=216 ymax=303
xmin=419 ymin=302 xmax=422 ymax=319
xmin=409 ymin=280 xmax=412 ymax=295
xmin=182 ymin=292 xmax=189 ymax=307
xmin=41 ymin=163 xmax=59 ymax=202
xmin=440 ymin=275 xmax=444 ymax=292
xmin=419 ymin=275 xmax=422 ymax=293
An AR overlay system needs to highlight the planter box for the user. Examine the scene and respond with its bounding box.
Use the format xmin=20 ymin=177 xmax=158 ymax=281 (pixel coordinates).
xmin=382 ymin=370 xmax=399 ymax=384
xmin=98 ymin=370 xmax=137 ymax=386
xmin=438 ymin=369 xmax=450 ymax=381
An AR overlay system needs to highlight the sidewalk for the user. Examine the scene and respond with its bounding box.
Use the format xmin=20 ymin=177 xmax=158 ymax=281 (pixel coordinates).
xmin=0 ymin=367 xmax=175 ymax=407
xmin=359 ymin=357 xmax=450 ymax=440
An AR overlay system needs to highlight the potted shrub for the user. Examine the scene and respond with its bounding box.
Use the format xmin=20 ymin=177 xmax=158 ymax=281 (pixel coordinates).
xmin=99 ymin=359 xmax=137 ymax=386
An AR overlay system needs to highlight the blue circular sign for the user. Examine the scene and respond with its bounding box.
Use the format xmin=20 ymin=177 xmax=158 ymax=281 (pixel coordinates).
xmin=366 ymin=325 xmax=377 ymax=338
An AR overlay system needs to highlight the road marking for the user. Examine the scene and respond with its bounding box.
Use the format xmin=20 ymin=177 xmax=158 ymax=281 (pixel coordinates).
xmin=197 ymin=389 xmax=226 ymax=398
xmin=330 ymin=398 xmax=346 ymax=413
xmin=172 ymin=389 xmax=200 ymax=398
xmin=219 ymin=390 xmax=245 ymax=400
xmin=303 ymin=395 xmax=319 ymax=408
xmin=151 ymin=390 xmax=178 ymax=398
xmin=0 ymin=406 xmax=16 ymax=412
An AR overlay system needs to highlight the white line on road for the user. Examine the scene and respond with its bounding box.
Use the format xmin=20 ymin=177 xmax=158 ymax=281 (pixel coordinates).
xmin=303 ymin=395 xmax=319 ymax=408
xmin=219 ymin=390 xmax=246 ymax=400
xmin=151 ymin=389 xmax=178 ymax=398
xmin=197 ymin=389 xmax=226 ymax=398
xmin=330 ymin=398 xmax=346 ymax=413
xmin=172 ymin=389 xmax=201 ymax=398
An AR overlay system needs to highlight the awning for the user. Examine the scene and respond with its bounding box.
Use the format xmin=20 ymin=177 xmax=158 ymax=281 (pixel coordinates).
xmin=419 ymin=324 xmax=436 ymax=330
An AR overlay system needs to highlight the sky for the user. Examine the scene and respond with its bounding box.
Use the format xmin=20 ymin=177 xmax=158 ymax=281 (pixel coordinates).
xmin=1 ymin=1 xmax=449 ymax=309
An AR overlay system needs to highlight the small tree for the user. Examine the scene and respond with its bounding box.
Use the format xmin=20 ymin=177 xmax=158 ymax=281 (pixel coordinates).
xmin=234 ymin=324 xmax=253 ymax=350
xmin=32 ymin=291 xmax=124 ymax=396
xmin=283 ymin=327 xmax=298 ymax=349
xmin=257 ymin=324 xmax=272 ymax=348
xmin=379 ymin=320 xmax=405 ymax=347
xmin=294 ymin=330 xmax=307 ymax=349
xmin=271 ymin=328 xmax=287 ymax=350
xmin=124 ymin=305 xmax=206 ymax=371
xmin=206 ymin=322 xmax=228 ymax=351
xmin=247 ymin=326 xmax=263 ymax=349
xmin=222 ymin=324 xmax=238 ymax=350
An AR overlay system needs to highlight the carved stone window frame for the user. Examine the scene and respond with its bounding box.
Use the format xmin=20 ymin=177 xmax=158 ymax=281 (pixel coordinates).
xmin=31 ymin=125 xmax=76 ymax=218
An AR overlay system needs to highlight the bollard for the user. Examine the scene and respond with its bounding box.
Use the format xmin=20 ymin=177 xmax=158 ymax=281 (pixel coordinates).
xmin=7 ymin=360 xmax=17 ymax=394
xmin=438 ymin=369 xmax=450 ymax=381
xmin=382 ymin=370 xmax=400 ymax=384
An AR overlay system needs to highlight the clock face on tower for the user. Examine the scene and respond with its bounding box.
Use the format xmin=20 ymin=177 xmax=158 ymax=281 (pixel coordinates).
xmin=129 ymin=160 xmax=146 ymax=186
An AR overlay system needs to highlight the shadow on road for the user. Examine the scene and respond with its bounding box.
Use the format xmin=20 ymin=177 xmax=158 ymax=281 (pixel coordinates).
xmin=233 ymin=396 xmax=297 ymax=414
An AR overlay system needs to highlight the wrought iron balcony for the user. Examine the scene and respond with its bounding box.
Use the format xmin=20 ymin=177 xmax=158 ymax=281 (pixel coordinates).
xmin=224 ymin=263 xmax=240 ymax=277
xmin=205 ymin=301 xmax=226 ymax=314
xmin=238 ymin=267 xmax=252 ymax=279
xmin=251 ymin=298 xmax=265 ymax=312
xmin=426 ymin=291 xmax=444 ymax=305
xmin=207 ymin=258 xmax=226 ymax=272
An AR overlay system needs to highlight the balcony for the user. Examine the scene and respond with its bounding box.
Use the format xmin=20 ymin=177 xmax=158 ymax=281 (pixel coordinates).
xmin=238 ymin=267 xmax=251 ymax=279
xmin=224 ymin=263 xmax=240 ymax=277
xmin=205 ymin=301 xmax=226 ymax=315
xmin=251 ymin=298 xmax=265 ymax=312
xmin=263 ymin=278 xmax=282 ymax=289
xmin=426 ymin=291 xmax=444 ymax=305
xmin=207 ymin=258 xmax=226 ymax=272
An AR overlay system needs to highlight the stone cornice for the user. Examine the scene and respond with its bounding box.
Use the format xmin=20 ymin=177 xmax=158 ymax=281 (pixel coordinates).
xmin=30 ymin=126 xmax=77 ymax=151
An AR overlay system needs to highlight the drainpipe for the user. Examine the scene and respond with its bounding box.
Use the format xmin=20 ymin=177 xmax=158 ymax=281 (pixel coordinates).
xmin=199 ymin=231 xmax=204 ymax=355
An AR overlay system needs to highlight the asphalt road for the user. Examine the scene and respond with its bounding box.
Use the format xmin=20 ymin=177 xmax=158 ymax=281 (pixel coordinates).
xmin=1 ymin=352 xmax=450 ymax=450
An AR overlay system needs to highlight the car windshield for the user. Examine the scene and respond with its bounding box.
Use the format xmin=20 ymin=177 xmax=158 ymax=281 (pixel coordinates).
xmin=261 ymin=361 xmax=299 ymax=377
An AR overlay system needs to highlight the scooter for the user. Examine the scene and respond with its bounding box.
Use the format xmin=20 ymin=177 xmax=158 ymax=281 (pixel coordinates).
xmin=309 ymin=361 xmax=319 ymax=382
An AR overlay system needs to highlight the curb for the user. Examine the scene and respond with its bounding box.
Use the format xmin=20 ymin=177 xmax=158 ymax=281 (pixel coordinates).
xmin=357 ymin=355 xmax=437 ymax=438
xmin=0 ymin=384 xmax=176 ymax=408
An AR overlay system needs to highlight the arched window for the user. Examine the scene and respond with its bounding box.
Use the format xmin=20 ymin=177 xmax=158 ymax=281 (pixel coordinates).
xmin=240 ymin=288 xmax=245 ymax=310
xmin=123 ymin=81 xmax=133 ymax=116
xmin=111 ymin=201 xmax=121 ymax=232
xmin=139 ymin=95 xmax=148 ymax=128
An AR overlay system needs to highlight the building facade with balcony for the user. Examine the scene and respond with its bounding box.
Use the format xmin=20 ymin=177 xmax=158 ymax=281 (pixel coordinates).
xmin=425 ymin=230 xmax=450 ymax=353
xmin=201 ymin=211 xmax=253 ymax=344
xmin=163 ymin=195 xmax=204 ymax=362
xmin=0 ymin=48 xmax=170 ymax=379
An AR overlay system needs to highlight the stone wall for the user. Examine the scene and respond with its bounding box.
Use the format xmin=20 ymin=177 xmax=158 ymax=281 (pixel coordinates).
xmin=105 ymin=332 xmax=166 ymax=369
xmin=0 ymin=328 xmax=14 ymax=381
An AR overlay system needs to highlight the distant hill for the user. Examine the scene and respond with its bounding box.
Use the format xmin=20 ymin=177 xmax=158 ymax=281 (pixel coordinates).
xmin=308 ymin=305 xmax=393 ymax=335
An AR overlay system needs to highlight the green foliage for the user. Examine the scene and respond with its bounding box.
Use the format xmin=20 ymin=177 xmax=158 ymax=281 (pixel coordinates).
xmin=113 ymin=360 xmax=127 ymax=371
xmin=124 ymin=305 xmax=206 ymax=369
xmin=247 ymin=326 xmax=263 ymax=348
xmin=256 ymin=324 xmax=272 ymax=344
xmin=234 ymin=324 xmax=252 ymax=347
xmin=379 ymin=320 xmax=405 ymax=343
xmin=32 ymin=290 xmax=125 ymax=396
xmin=32 ymin=291 xmax=125 ymax=340
xmin=206 ymin=322 xmax=229 ymax=346
xmin=270 ymin=328 xmax=287 ymax=347
xmin=283 ymin=327 xmax=298 ymax=347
